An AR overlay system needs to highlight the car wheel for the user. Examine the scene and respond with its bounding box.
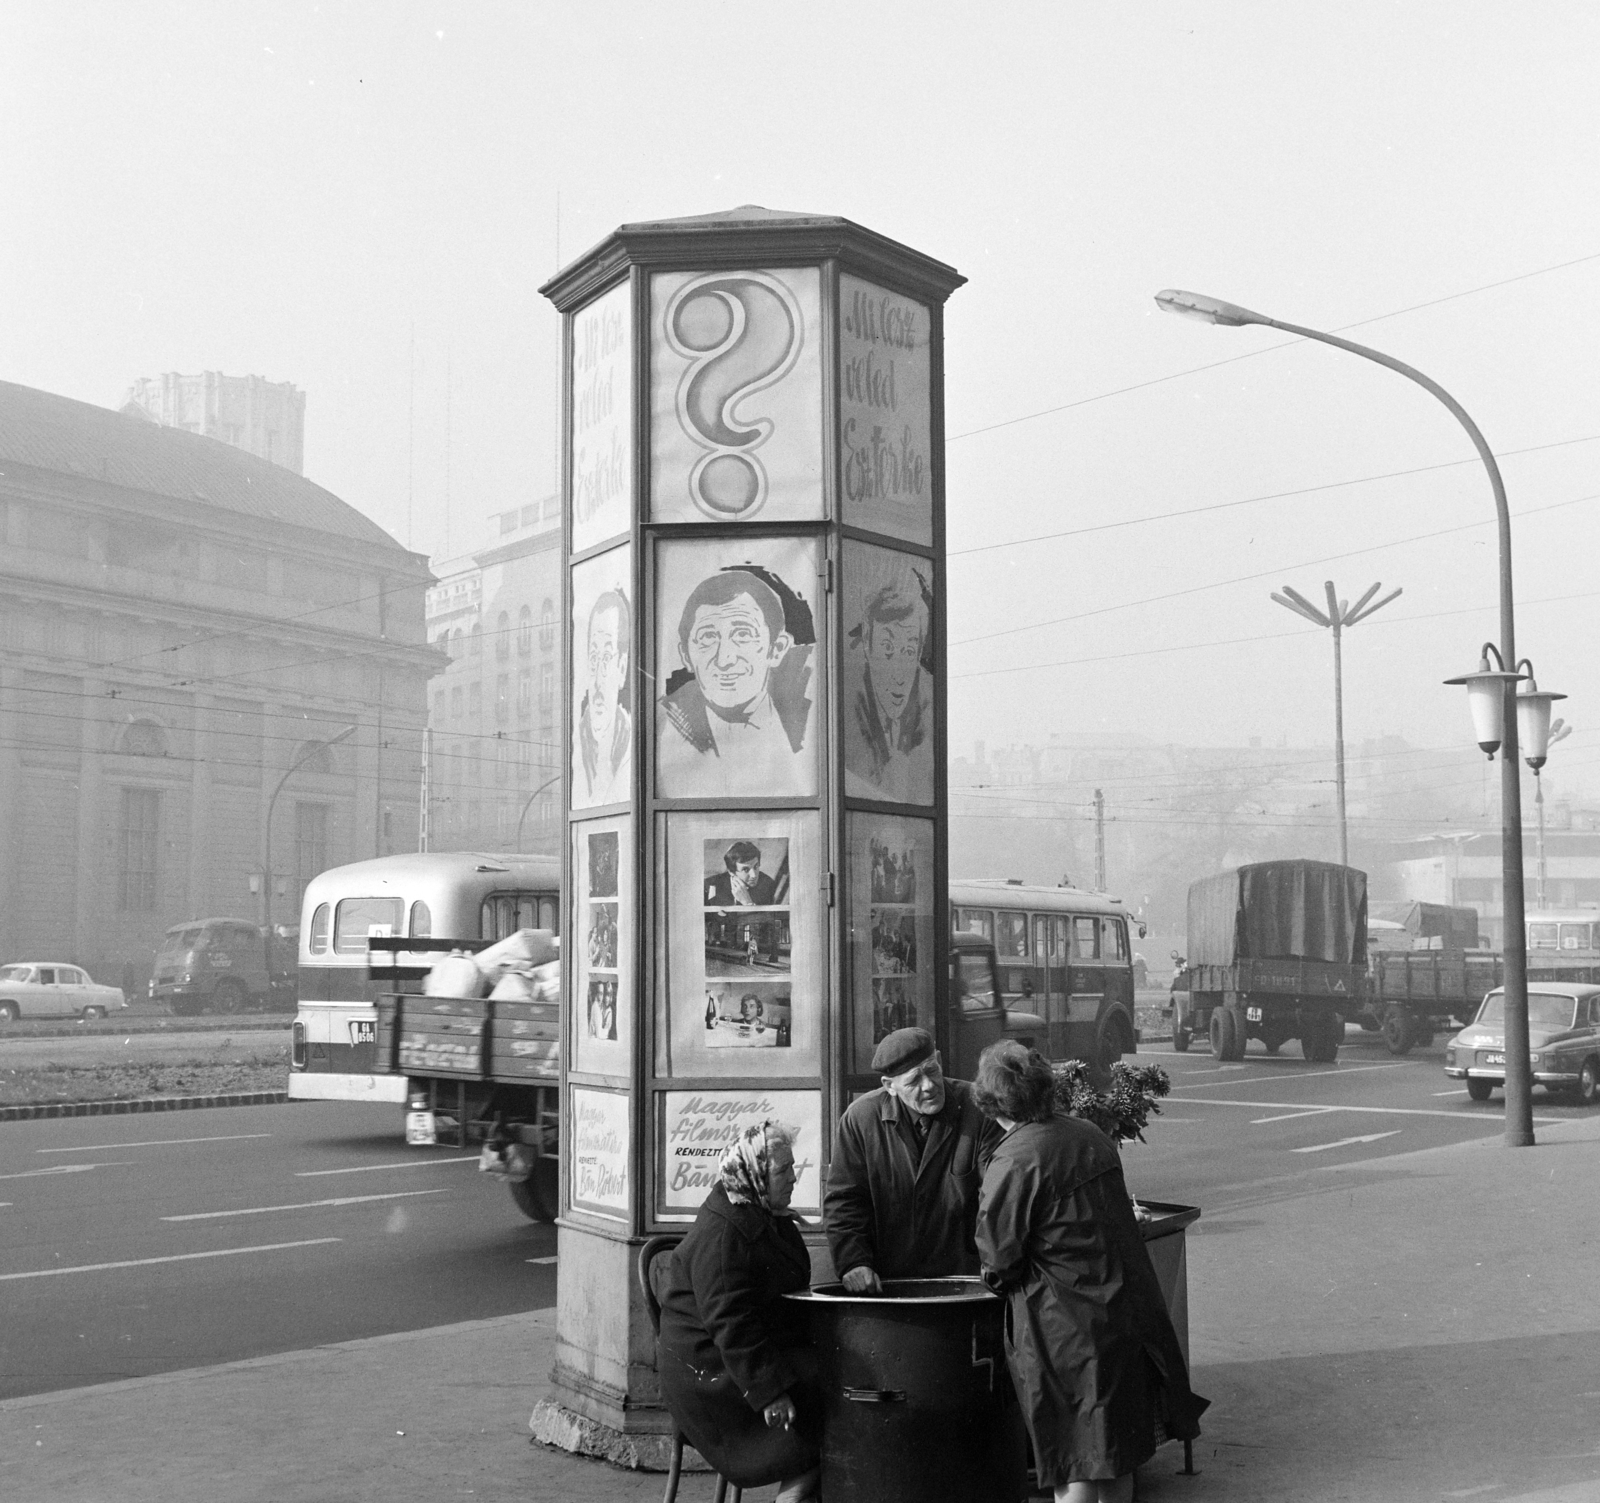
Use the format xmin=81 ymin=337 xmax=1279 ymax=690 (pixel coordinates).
xmin=1575 ymin=1058 xmax=1600 ymax=1107
xmin=81 ymin=1005 xmax=105 ymax=1021
xmin=0 ymin=1000 xmax=17 ymax=1023
xmin=1466 ymin=1077 xmax=1495 ymax=1102
xmin=1381 ymin=1006 xmax=1416 ymax=1056
xmin=509 ymin=1157 xmax=559 ymax=1222
xmin=212 ymin=980 xmax=246 ymax=1015
xmin=1172 ymin=1024 xmax=1192 ymax=1053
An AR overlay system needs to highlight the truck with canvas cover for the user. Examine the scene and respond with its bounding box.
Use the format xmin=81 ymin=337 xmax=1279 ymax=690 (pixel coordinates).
xmin=1174 ymin=860 xmax=1366 ymax=1062
xmin=1360 ymin=900 xmax=1502 ymax=1054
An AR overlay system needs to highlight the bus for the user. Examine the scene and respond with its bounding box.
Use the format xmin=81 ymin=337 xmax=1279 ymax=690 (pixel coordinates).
xmin=288 ymin=851 xmax=561 ymax=1103
xmin=949 ymin=879 xmax=1141 ymax=1072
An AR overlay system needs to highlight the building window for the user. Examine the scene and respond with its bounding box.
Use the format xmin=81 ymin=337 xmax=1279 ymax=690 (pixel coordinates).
xmin=539 ymin=598 xmax=555 ymax=652
xmin=538 ymin=790 xmax=555 ymax=833
xmin=495 ymin=739 xmax=510 ymax=786
xmin=451 ymin=685 xmax=464 ymax=719
xmin=119 ymin=719 xmax=169 ymax=757
xmin=450 ymin=628 xmax=463 ymax=660
xmin=518 ymin=668 xmax=532 ymax=719
xmin=469 ymin=622 xmax=482 ymax=658
xmin=432 ymin=690 xmax=445 ymax=723
xmin=468 ymin=682 xmax=482 ymax=719
xmin=516 ymin=741 xmax=532 ymax=785
xmin=117 ymin=788 xmax=160 ymax=911
xmin=539 ymin=661 xmax=554 ymax=716
xmin=495 ymin=674 xmax=510 ymax=726
xmin=496 ymin=610 xmax=511 ymax=662
xmin=295 ymin=803 xmax=329 ymax=909
xmin=518 ymin=606 xmax=533 ymax=656
xmin=292 ymin=741 xmax=335 ymax=777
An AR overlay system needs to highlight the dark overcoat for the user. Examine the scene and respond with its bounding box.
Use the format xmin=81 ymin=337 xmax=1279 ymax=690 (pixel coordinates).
xmin=976 ymin=1115 xmax=1208 ymax=1486
xmin=656 ymin=1186 xmax=818 ymax=1486
xmin=824 ymin=1078 xmax=998 ymax=1280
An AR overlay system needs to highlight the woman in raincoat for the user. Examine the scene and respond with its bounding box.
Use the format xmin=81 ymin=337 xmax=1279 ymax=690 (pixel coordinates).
xmin=974 ymin=1041 xmax=1207 ymax=1503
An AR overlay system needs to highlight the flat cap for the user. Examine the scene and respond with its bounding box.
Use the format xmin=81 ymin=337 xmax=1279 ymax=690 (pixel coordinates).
xmin=872 ymin=1026 xmax=935 ymax=1077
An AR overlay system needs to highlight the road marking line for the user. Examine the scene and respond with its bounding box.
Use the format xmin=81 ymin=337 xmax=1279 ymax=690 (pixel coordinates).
xmin=0 ymin=1238 xmax=342 ymax=1282
xmin=1251 ymin=1107 xmax=1339 ymax=1124
xmin=1175 ymin=1097 xmax=1565 ymax=1122
xmin=526 ymin=1256 xmax=558 ymax=1265
xmin=35 ymin=1134 xmax=273 ymax=1154
xmin=1293 ymin=1131 xmax=1402 ymax=1154
xmin=295 ymin=1157 xmax=479 ymax=1177
xmin=1432 ymin=1089 xmax=1468 ymax=1096
xmin=162 ymin=1189 xmax=449 ymax=1221
xmin=0 ymin=1162 xmax=133 ymax=1181
xmin=1173 ymin=1061 xmax=1407 ymax=1090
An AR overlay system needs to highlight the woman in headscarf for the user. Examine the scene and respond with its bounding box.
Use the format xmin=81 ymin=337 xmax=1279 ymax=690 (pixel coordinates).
xmin=656 ymin=1120 xmax=820 ymax=1503
xmin=973 ymin=1041 xmax=1208 ymax=1503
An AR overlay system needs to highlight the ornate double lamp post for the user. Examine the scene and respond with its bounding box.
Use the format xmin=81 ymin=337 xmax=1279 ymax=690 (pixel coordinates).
xmin=1157 ymin=288 xmax=1566 ymax=1147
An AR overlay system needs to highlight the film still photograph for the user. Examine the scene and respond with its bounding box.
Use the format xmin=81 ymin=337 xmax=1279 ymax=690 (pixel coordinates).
xmin=703 ymin=981 xmax=792 ymax=1049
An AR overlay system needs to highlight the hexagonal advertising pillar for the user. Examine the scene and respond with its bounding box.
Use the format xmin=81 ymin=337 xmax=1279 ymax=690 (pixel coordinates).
xmin=534 ymin=206 xmax=964 ymax=1460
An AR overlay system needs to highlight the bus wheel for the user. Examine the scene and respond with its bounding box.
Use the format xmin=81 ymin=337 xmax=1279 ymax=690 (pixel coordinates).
xmin=509 ymin=1157 xmax=559 ymax=1223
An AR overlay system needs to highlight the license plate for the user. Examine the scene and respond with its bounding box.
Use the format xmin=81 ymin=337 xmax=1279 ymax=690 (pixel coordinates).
xmin=1484 ymin=1052 xmax=1505 ymax=1066
xmin=405 ymin=1111 xmax=437 ymax=1146
xmin=349 ymin=1020 xmax=376 ymax=1045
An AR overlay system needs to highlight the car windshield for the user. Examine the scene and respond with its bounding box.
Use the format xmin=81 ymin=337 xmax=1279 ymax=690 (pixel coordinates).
xmin=1477 ymin=992 xmax=1579 ymax=1030
xmin=159 ymin=927 xmax=204 ymax=957
xmin=0 ymin=965 xmax=32 ymax=982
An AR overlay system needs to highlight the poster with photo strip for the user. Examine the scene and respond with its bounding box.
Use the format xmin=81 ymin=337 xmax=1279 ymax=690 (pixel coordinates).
xmin=573 ymin=815 xmax=631 ymax=1077
xmin=848 ymin=812 xmax=935 ymax=1073
xmin=660 ymin=810 xmax=822 ymax=1079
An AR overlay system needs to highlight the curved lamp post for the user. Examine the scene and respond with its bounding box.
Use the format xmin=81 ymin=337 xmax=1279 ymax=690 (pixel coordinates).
xmin=1157 ymin=288 xmax=1561 ymax=1147
xmin=263 ymin=724 xmax=357 ymax=985
xmin=514 ymin=774 xmax=563 ymax=854
xmin=1270 ymin=578 xmax=1402 ymax=866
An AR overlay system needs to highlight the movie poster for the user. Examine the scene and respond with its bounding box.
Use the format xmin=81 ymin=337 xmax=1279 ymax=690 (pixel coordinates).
xmin=654 ymin=535 xmax=822 ymax=800
xmin=848 ymin=813 xmax=935 ymax=1072
xmin=842 ymin=541 xmax=935 ymax=805
xmin=660 ymin=811 xmax=822 ymax=1078
xmin=649 ymin=267 xmax=823 ymax=525
xmin=569 ymin=281 xmax=633 ymax=554
xmin=571 ymin=545 xmax=633 ymax=811
xmin=658 ymin=1089 xmax=822 ymax=1220
xmin=572 ymin=815 xmax=631 ymax=1076
xmin=571 ymin=1086 xmax=629 ymax=1218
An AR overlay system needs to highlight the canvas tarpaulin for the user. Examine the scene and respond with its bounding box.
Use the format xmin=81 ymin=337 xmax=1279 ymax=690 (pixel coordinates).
xmin=1187 ymin=861 xmax=1367 ymax=966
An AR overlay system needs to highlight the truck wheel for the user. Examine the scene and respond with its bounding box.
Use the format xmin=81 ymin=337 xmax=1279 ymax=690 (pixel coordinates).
xmin=1466 ymin=1077 xmax=1495 ymax=1102
xmin=1301 ymin=1016 xmax=1340 ymax=1063
xmin=1172 ymin=1024 xmax=1192 ymax=1053
xmin=509 ymin=1158 xmax=559 ymax=1223
xmin=212 ymin=979 xmax=246 ymax=1015
xmin=1381 ymin=1006 xmax=1416 ymax=1056
xmin=1209 ymin=1009 xmax=1243 ymax=1061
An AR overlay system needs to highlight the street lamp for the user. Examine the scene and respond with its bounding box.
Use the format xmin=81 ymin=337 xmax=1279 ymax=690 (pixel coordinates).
xmin=1158 ymin=286 xmax=1555 ymax=1148
xmin=1270 ymin=578 xmax=1402 ymax=866
xmin=514 ymin=774 xmax=563 ymax=854
xmin=263 ymin=724 xmax=357 ymax=986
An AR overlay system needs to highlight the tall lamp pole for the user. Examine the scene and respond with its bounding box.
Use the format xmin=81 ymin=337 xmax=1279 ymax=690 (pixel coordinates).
xmin=1270 ymin=579 xmax=1402 ymax=867
xmin=514 ymin=774 xmax=563 ymax=854
xmin=263 ymin=724 xmax=356 ymax=983
xmin=1157 ymin=288 xmax=1562 ymax=1148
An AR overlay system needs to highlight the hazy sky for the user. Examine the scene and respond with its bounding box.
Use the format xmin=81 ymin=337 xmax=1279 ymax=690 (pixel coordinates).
xmin=6 ymin=3 xmax=1599 ymax=802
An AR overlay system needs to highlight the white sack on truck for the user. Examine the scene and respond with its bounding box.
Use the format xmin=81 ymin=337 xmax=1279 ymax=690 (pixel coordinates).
xmin=420 ymin=928 xmax=559 ymax=998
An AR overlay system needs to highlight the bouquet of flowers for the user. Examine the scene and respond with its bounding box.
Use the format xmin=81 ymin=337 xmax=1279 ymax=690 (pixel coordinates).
xmin=1050 ymin=1059 xmax=1172 ymax=1145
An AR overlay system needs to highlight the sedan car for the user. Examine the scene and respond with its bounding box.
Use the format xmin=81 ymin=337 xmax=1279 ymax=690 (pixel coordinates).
xmin=0 ymin=963 xmax=128 ymax=1022
xmin=1444 ymin=983 xmax=1600 ymax=1104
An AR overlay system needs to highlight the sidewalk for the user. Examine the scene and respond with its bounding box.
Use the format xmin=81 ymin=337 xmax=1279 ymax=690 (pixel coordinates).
xmin=4 ymin=1114 xmax=1600 ymax=1503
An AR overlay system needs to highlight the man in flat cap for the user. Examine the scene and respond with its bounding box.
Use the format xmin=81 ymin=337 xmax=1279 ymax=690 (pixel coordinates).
xmin=823 ymin=1027 xmax=999 ymax=1292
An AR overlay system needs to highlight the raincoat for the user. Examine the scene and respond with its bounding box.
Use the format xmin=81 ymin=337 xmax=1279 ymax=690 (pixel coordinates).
xmin=976 ymin=1115 xmax=1208 ymax=1485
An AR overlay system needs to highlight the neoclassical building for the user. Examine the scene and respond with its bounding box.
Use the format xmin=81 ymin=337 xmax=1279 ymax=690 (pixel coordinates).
xmin=0 ymin=379 xmax=438 ymax=989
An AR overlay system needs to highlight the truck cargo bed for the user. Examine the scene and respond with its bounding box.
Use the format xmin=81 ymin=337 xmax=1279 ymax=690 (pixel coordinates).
xmin=374 ymin=993 xmax=559 ymax=1083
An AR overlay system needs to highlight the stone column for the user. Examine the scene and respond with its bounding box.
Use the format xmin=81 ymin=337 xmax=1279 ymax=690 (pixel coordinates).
xmin=531 ymin=206 xmax=963 ymax=1460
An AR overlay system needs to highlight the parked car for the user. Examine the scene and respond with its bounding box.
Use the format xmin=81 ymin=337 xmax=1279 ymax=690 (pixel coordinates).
xmin=0 ymin=964 xmax=128 ymax=1021
xmin=1444 ymin=983 xmax=1600 ymax=1104
xmin=150 ymin=918 xmax=272 ymax=1015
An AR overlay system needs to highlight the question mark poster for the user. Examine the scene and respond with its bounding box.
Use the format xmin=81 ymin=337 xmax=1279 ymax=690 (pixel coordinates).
xmin=839 ymin=274 xmax=933 ymax=545
xmin=649 ymin=267 xmax=823 ymax=525
xmin=654 ymin=535 xmax=822 ymax=801
xmin=570 ymin=281 xmax=634 ymax=554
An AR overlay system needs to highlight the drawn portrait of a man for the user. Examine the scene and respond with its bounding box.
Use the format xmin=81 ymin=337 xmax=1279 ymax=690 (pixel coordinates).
xmin=657 ymin=557 xmax=815 ymax=797
xmin=576 ymin=585 xmax=631 ymax=806
xmin=844 ymin=556 xmax=933 ymax=804
xmin=705 ymin=839 xmax=779 ymax=907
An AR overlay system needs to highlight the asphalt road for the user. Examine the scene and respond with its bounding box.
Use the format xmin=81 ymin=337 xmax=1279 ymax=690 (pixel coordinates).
xmin=0 ymin=1101 xmax=555 ymax=1400
xmin=1121 ymin=1021 xmax=1596 ymax=1214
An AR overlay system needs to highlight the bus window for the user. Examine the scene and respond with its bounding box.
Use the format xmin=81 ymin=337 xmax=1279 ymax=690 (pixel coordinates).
xmin=536 ymin=896 xmax=558 ymax=929
xmin=1032 ymin=916 xmax=1052 ymax=958
xmin=954 ymin=951 xmax=997 ymax=1012
xmin=1052 ymin=917 xmax=1071 ymax=958
xmin=1073 ymin=916 xmax=1099 ymax=959
xmin=1560 ymin=924 xmax=1592 ymax=951
xmin=996 ymin=911 xmax=1028 ymax=958
xmin=1529 ymin=923 xmax=1559 ymax=951
xmin=333 ymin=898 xmax=404 ymax=955
xmin=1101 ymin=918 xmax=1128 ymax=961
xmin=409 ymin=901 xmax=432 ymax=939
xmin=308 ymin=905 xmax=330 ymax=955
xmin=959 ymin=909 xmax=994 ymax=943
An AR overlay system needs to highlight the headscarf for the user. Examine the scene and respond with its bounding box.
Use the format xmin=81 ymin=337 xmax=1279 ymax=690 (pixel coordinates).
xmin=717 ymin=1119 xmax=779 ymax=1212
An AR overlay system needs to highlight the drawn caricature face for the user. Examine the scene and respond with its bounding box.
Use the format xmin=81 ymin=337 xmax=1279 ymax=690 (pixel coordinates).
xmin=586 ymin=600 xmax=627 ymax=741
xmin=869 ymin=617 xmax=924 ymax=726
xmin=684 ymin=593 xmax=792 ymax=713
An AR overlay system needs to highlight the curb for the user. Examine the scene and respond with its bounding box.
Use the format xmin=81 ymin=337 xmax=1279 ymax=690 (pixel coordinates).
xmin=0 ymin=1090 xmax=293 ymax=1122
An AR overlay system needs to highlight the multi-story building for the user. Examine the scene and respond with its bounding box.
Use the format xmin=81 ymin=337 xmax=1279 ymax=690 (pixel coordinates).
xmin=424 ymin=497 xmax=562 ymax=855
xmin=124 ymin=371 xmax=306 ymax=474
xmin=0 ymin=379 xmax=436 ymax=990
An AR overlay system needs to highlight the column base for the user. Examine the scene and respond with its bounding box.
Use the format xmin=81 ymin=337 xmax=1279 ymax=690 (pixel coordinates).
xmin=528 ymin=1398 xmax=711 ymax=1473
